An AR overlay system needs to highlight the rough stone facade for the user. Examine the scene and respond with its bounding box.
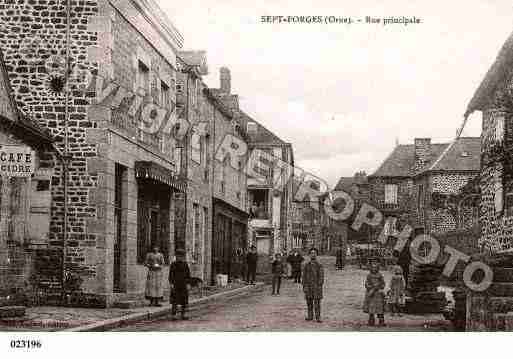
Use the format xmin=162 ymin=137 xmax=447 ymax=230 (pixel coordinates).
xmin=175 ymin=55 xmax=213 ymax=282
xmin=0 ymin=0 xmax=186 ymax=306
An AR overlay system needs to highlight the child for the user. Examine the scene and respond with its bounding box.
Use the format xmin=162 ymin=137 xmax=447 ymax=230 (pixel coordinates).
xmin=363 ymin=260 xmax=386 ymax=326
xmin=169 ymin=249 xmax=191 ymax=320
xmin=388 ymin=266 xmax=406 ymax=317
xmin=271 ymin=253 xmax=285 ymax=295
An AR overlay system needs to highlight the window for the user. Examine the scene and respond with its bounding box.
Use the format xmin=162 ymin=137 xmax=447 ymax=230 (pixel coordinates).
xmin=191 ymin=79 xmax=197 ymax=107
xmin=506 ymin=193 xmax=513 ymax=217
xmin=36 ymin=179 xmax=50 ymax=191
xmin=495 ymin=175 xmax=504 ymax=214
xmin=417 ymin=184 xmax=425 ymax=213
xmin=136 ymin=60 xmax=150 ymax=92
xmin=384 ymin=184 xmax=398 ymax=204
xmin=247 ymin=122 xmax=257 ymax=134
xmin=176 ymin=82 xmax=183 ymax=95
xmin=161 ymin=80 xmax=170 ymax=108
xmin=191 ymin=131 xmax=201 ymax=163
xmin=495 ymin=115 xmax=505 ymax=143
xmin=221 ymin=158 xmax=227 ymax=194
xmin=192 ymin=204 xmax=201 ymax=262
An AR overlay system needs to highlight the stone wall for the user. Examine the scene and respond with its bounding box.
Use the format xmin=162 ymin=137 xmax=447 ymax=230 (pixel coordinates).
xmin=0 ymin=0 xmax=100 ymax=297
xmin=0 ymin=0 xmax=186 ymax=305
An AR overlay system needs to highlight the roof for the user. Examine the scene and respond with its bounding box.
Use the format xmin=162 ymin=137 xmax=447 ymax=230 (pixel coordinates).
xmin=0 ymin=49 xmax=53 ymax=145
xmin=428 ymin=137 xmax=480 ymax=172
xmin=371 ymin=143 xmax=446 ymax=177
xmin=178 ymin=50 xmax=208 ymax=75
xmin=335 ymin=174 xmax=368 ymax=192
xmin=465 ymin=31 xmax=513 ymax=116
xmin=240 ymin=111 xmax=287 ymax=145
xmin=370 ymin=138 xmax=479 ymax=178
xmin=203 ymin=88 xmax=234 ymax=119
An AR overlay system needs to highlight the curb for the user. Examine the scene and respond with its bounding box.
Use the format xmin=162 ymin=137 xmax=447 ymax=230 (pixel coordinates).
xmin=62 ymin=283 xmax=266 ymax=332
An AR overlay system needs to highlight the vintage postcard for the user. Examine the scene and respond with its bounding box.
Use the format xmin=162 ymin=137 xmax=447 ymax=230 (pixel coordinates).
xmin=0 ymin=0 xmax=511 ymax=355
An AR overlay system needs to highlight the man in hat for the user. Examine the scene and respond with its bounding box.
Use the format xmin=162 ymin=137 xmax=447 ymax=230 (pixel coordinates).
xmin=302 ymin=248 xmax=324 ymax=322
xmin=246 ymin=245 xmax=258 ymax=285
xmin=169 ymin=248 xmax=191 ymax=320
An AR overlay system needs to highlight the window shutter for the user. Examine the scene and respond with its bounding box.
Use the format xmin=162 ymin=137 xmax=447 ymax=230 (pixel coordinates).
xmin=495 ymin=178 xmax=504 ymax=214
xmin=495 ymin=115 xmax=505 ymax=143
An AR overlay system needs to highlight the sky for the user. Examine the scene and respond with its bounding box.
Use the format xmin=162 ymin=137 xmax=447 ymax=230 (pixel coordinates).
xmin=157 ymin=0 xmax=513 ymax=188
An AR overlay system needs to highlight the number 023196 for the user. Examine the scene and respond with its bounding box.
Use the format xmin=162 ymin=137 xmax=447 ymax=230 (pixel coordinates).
xmin=10 ymin=340 xmax=42 ymax=349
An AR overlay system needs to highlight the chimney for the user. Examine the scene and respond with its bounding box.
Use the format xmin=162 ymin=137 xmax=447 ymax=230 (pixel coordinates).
xmin=414 ymin=138 xmax=431 ymax=171
xmin=220 ymin=67 xmax=231 ymax=94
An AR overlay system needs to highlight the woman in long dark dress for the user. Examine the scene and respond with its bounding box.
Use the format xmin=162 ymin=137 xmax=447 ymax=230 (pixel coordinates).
xmin=145 ymin=246 xmax=165 ymax=306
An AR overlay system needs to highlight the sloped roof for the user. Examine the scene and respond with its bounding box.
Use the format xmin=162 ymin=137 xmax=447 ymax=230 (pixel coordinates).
xmin=370 ymin=143 xmax=447 ymax=177
xmin=241 ymin=111 xmax=287 ymax=145
xmin=335 ymin=175 xmax=368 ymax=192
xmin=465 ymin=31 xmax=513 ymax=116
xmin=178 ymin=50 xmax=208 ymax=75
xmin=371 ymin=138 xmax=481 ymax=178
xmin=0 ymin=49 xmax=53 ymax=145
xmin=428 ymin=137 xmax=480 ymax=172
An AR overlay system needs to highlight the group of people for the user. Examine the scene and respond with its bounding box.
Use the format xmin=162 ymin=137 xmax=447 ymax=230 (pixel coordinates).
xmin=144 ymin=244 xmax=407 ymax=326
xmin=363 ymin=261 xmax=406 ymax=326
xmin=270 ymin=248 xmax=324 ymax=322
xmin=144 ymin=246 xmax=191 ymax=321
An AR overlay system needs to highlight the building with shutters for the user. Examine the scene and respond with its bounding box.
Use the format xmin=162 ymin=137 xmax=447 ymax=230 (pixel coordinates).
xmin=0 ymin=49 xmax=55 ymax=306
xmin=464 ymin=31 xmax=513 ymax=330
xmin=208 ymin=68 xmax=294 ymax=274
xmin=369 ymin=137 xmax=480 ymax=242
xmin=0 ymin=0 xmax=189 ymax=306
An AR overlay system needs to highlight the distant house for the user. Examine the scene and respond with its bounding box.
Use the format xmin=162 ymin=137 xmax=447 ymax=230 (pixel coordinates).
xmin=334 ymin=171 xmax=370 ymax=243
xmin=368 ymin=137 xmax=480 ymax=240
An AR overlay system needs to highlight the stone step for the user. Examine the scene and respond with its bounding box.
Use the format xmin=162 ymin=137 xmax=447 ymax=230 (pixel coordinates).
xmin=112 ymin=300 xmax=145 ymax=309
xmin=0 ymin=306 xmax=26 ymax=319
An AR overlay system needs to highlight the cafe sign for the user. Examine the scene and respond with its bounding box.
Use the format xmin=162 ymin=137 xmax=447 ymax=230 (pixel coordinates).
xmin=0 ymin=145 xmax=35 ymax=177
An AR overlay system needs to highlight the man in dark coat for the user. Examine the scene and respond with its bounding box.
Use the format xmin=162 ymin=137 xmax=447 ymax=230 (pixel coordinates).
xmin=246 ymin=245 xmax=258 ymax=284
xmin=302 ymin=248 xmax=324 ymax=322
xmin=290 ymin=250 xmax=304 ymax=283
xmin=169 ymin=248 xmax=191 ymax=320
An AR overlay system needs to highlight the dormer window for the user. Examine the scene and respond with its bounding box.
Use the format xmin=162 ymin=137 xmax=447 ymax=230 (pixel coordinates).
xmin=247 ymin=122 xmax=257 ymax=134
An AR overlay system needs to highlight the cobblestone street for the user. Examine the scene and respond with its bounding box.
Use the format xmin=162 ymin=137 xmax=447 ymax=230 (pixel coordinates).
xmin=113 ymin=257 xmax=452 ymax=331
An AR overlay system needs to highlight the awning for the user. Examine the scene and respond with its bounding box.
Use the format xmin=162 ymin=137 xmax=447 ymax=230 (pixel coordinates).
xmin=134 ymin=161 xmax=186 ymax=192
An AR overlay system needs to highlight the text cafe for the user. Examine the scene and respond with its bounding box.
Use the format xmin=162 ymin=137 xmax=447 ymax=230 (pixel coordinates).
xmin=0 ymin=145 xmax=34 ymax=176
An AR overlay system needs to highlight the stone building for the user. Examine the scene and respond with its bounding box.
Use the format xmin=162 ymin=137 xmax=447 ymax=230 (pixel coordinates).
xmin=204 ymin=85 xmax=249 ymax=283
xmin=464 ymin=30 xmax=513 ymax=330
xmin=209 ymin=68 xmax=294 ymax=273
xmin=0 ymin=49 xmax=55 ymax=305
xmin=334 ymin=171 xmax=370 ymax=244
xmin=175 ymin=51 xmax=212 ymax=283
xmin=369 ymin=138 xmax=480 ymax=240
xmin=0 ymin=0 xmax=188 ymax=306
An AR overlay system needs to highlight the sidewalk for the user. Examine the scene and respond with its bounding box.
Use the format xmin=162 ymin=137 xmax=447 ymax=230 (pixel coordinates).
xmin=0 ymin=282 xmax=265 ymax=332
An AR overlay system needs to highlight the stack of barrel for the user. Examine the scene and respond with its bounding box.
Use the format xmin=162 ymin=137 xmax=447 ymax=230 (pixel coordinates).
xmin=405 ymin=262 xmax=447 ymax=314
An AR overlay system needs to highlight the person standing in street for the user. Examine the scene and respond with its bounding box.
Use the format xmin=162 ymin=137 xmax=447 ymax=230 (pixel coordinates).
xmin=144 ymin=246 xmax=165 ymax=307
xmin=387 ymin=265 xmax=406 ymax=317
xmin=363 ymin=260 xmax=386 ymax=326
xmin=271 ymin=253 xmax=285 ymax=295
xmin=246 ymin=245 xmax=258 ymax=284
xmin=286 ymin=251 xmax=294 ymax=279
xmin=169 ymin=248 xmax=191 ymax=320
xmin=291 ymin=250 xmax=304 ymax=283
xmin=302 ymin=248 xmax=324 ymax=323
xmin=335 ymin=247 xmax=343 ymax=270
